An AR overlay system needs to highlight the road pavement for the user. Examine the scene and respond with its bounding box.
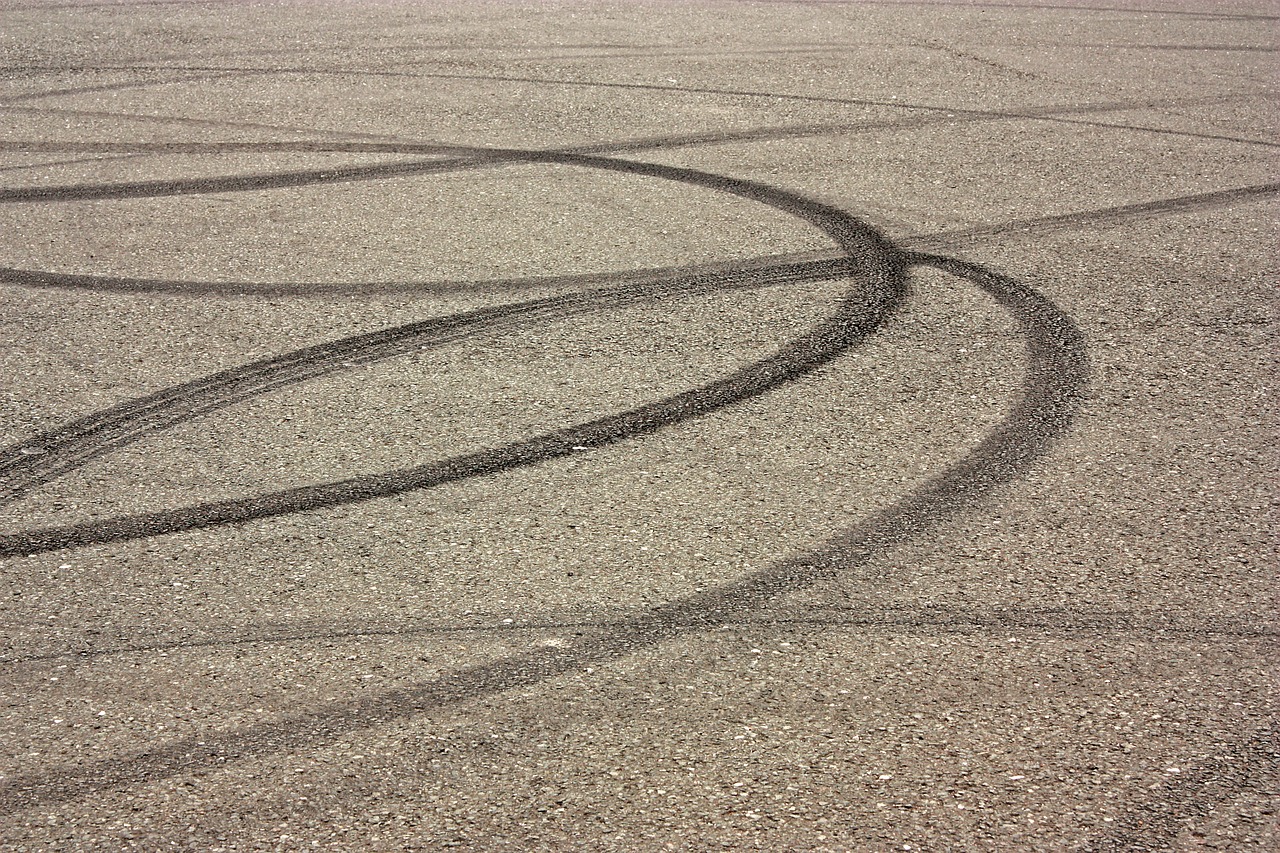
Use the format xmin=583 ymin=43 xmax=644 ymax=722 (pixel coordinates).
xmin=0 ymin=1 xmax=1276 ymax=849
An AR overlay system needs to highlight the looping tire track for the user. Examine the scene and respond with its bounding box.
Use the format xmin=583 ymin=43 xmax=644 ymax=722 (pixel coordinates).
xmin=0 ymin=146 xmax=1093 ymax=812
xmin=0 ymin=148 xmax=906 ymax=553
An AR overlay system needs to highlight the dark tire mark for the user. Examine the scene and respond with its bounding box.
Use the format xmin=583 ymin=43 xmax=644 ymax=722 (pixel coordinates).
xmin=0 ymin=101 xmax=438 ymax=146
xmin=3 ymin=176 xmax=1273 ymax=300
xmin=0 ymin=150 xmax=489 ymax=202
xmin=732 ymin=0 xmax=1280 ymax=21
xmin=1 ymin=0 xmax=232 ymax=9
xmin=1064 ymin=42 xmax=1279 ymax=53
xmin=0 ymin=139 xmax=1090 ymax=809
xmin=0 ymin=150 xmax=903 ymax=555
xmin=0 ymin=256 xmax=860 ymax=511
xmin=5 ymin=65 xmax=1273 ymax=149
xmin=0 ymin=251 xmax=844 ymax=298
xmin=0 ymin=248 xmax=1087 ymax=811
xmin=0 ymin=72 xmax=229 ymax=104
xmin=2 ymin=147 xmax=1264 ymax=553
xmin=8 ymin=0 xmax=1274 ymax=19
xmin=0 ymin=16 xmax=1269 ymax=845
xmin=7 ymin=606 xmax=1274 ymax=667
xmin=398 ymin=44 xmax=904 ymax=63
xmin=909 ymin=182 xmax=1280 ymax=250
xmin=202 ymin=69 xmax=1280 ymax=149
xmin=3 ymin=63 xmax=1232 ymax=118
xmin=0 ymin=141 xmax=468 ymax=154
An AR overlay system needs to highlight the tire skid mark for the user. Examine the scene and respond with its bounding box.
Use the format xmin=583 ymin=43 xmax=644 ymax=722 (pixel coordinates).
xmin=909 ymin=182 xmax=1280 ymax=250
xmin=0 ymin=150 xmax=902 ymax=556
xmin=0 ymin=251 xmax=844 ymax=298
xmin=0 ymin=102 xmax=447 ymax=147
xmin=0 ymin=245 xmax=1086 ymax=810
xmin=2 ymin=0 xmax=228 ymax=9
xmin=4 ymin=172 xmax=1271 ymax=301
xmin=0 ymin=141 xmax=468 ymax=154
xmin=0 ymin=151 xmax=492 ymax=203
xmin=0 ymin=72 xmax=230 ymax=104
xmin=6 ymin=606 xmax=1275 ymax=667
xmin=0 ymin=29 xmax=1268 ymax=848
xmin=0 ymin=63 xmax=1244 ymax=115
xmin=0 ymin=256 xmax=855 ymax=506
xmin=1064 ymin=42 xmax=1279 ymax=53
xmin=5 ymin=162 xmax=1269 ymax=518
xmin=733 ymin=0 xmax=1280 ymax=22
xmin=4 ymin=65 xmax=1273 ymax=148
xmin=5 ymin=0 xmax=1275 ymax=19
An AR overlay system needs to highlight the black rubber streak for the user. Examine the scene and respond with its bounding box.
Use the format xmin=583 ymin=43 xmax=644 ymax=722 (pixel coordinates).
xmin=0 ymin=148 xmax=903 ymax=551
xmin=733 ymin=0 xmax=1280 ymax=22
xmin=0 ymin=257 xmax=1086 ymax=806
xmin=0 ymin=139 xmax=1266 ymax=838
xmin=6 ymin=0 xmax=1277 ymax=19
xmin=0 ymin=28 xmax=1269 ymax=845
xmin=0 ymin=140 xmax=1089 ymax=811
xmin=6 ymin=606 xmax=1276 ymax=668
xmin=5 ymin=64 xmax=1274 ymax=148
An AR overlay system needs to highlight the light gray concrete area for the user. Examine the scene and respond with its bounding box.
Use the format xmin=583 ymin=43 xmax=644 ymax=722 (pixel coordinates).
xmin=0 ymin=1 xmax=1276 ymax=849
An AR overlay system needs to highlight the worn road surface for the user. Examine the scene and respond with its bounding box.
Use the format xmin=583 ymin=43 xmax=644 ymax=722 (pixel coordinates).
xmin=0 ymin=1 xmax=1276 ymax=850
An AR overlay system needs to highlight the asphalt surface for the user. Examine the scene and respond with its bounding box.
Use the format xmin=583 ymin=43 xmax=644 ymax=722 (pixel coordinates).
xmin=0 ymin=1 xmax=1276 ymax=850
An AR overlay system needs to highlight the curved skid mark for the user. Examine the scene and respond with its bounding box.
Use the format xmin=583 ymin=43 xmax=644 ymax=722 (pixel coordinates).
xmin=0 ymin=102 xmax=458 ymax=150
xmin=0 ymin=63 xmax=1250 ymax=116
xmin=0 ymin=130 xmax=1098 ymax=818
xmin=0 ymin=15 xmax=1268 ymax=846
xmin=0 ymin=72 xmax=231 ymax=104
xmin=911 ymin=183 xmax=1280 ymax=249
xmin=3 ymin=66 xmax=1273 ymax=151
xmin=0 ymin=141 xmax=466 ymax=154
xmin=0 ymin=151 xmax=901 ymax=555
xmin=0 ymin=250 xmax=1087 ymax=811
xmin=734 ymin=0 xmax=1279 ymax=21
xmin=3 ymin=175 xmax=1272 ymax=301
xmin=0 ymin=256 xmax=862 ymax=516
